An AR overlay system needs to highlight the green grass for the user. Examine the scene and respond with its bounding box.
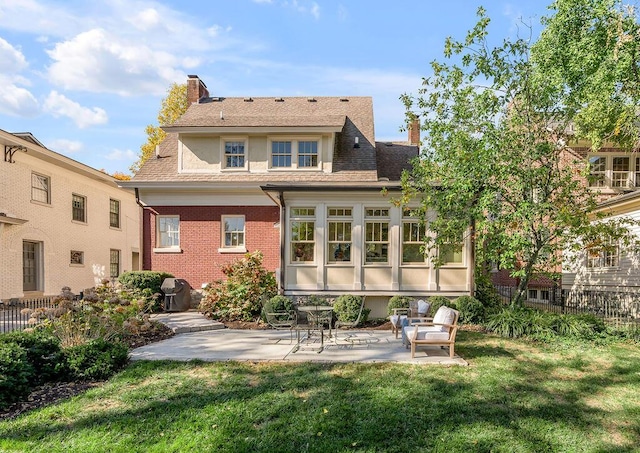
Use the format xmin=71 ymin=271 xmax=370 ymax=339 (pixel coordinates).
xmin=1 ymin=332 xmax=639 ymax=452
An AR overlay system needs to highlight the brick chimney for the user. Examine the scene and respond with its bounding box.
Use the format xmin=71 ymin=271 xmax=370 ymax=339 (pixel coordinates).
xmin=187 ymin=75 xmax=209 ymax=104
xmin=408 ymin=116 xmax=420 ymax=146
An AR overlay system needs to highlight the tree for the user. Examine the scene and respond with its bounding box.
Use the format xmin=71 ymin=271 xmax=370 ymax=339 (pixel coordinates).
xmin=400 ymin=7 xmax=638 ymax=306
xmin=531 ymin=0 xmax=640 ymax=150
xmin=130 ymin=83 xmax=188 ymax=173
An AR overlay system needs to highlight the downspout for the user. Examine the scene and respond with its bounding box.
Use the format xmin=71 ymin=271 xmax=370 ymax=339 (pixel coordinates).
xmin=278 ymin=191 xmax=286 ymax=294
xmin=469 ymin=217 xmax=476 ymax=296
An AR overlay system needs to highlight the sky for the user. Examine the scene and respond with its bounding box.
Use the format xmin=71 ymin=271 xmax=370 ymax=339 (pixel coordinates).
xmin=0 ymin=0 xmax=555 ymax=175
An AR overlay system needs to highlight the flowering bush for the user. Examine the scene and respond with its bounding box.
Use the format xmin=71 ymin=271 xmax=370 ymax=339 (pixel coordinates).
xmin=200 ymin=251 xmax=277 ymax=321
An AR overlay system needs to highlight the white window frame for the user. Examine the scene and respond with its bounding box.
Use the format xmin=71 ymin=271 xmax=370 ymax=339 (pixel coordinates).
xmin=155 ymin=215 xmax=180 ymax=252
xmin=588 ymin=155 xmax=607 ymax=188
xmin=220 ymin=137 xmax=249 ymax=170
xmin=588 ymin=153 xmax=640 ymax=189
xmin=402 ymin=220 xmax=428 ymax=264
xmin=290 ymin=207 xmax=315 ymax=264
xmin=327 ymin=207 xmax=352 ymax=264
xmin=220 ymin=215 xmax=246 ymax=253
xmin=268 ymin=136 xmax=321 ymax=170
xmin=611 ymin=156 xmax=631 ymax=188
xmin=31 ymin=172 xmax=50 ymax=204
xmin=586 ymin=239 xmax=619 ymax=269
xmin=364 ymin=208 xmax=390 ymax=265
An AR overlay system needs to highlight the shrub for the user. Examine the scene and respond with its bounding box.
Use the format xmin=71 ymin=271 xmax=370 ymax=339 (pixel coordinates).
xmin=262 ymin=295 xmax=294 ymax=316
xmin=0 ymin=342 xmax=33 ymax=409
xmin=200 ymin=251 xmax=277 ymax=321
xmin=486 ymin=307 xmax=533 ymax=338
xmin=454 ymin=295 xmax=485 ymax=324
xmin=474 ymin=273 xmax=504 ymax=314
xmin=387 ymin=296 xmax=412 ymax=315
xmin=64 ymin=338 xmax=129 ymax=381
xmin=429 ymin=296 xmax=454 ymax=314
xmin=0 ymin=329 xmax=66 ymax=385
xmin=118 ymin=271 xmax=174 ymax=311
xmin=333 ymin=295 xmax=367 ymax=323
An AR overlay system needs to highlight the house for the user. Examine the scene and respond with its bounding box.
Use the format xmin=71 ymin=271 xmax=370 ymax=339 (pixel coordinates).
xmin=0 ymin=130 xmax=140 ymax=300
xmin=122 ymin=75 xmax=474 ymax=318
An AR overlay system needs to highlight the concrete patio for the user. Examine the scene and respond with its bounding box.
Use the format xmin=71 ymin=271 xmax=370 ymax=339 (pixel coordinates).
xmin=130 ymin=311 xmax=468 ymax=365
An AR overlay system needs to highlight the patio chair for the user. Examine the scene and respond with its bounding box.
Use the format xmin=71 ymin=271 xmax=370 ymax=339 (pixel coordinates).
xmin=263 ymin=309 xmax=297 ymax=344
xmin=402 ymin=305 xmax=459 ymax=358
xmin=334 ymin=297 xmax=365 ymax=340
xmin=390 ymin=299 xmax=431 ymax=338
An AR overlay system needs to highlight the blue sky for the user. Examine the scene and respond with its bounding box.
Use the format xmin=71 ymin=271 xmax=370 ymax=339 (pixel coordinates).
xmin=0 ymin=0 xmax=553 ymax=175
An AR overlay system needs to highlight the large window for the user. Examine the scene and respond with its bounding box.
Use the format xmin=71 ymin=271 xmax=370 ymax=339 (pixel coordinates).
xmin=157 ymin=216 xmax=180 ymax=248
xmin=365 ymin=208 xmax=389 ymax=264
xmin=612 ymin=157 xmax=630 ymax=188
xmin=587 ymin=240 xmax=619 ymax=268
xmin=327 ymin=208 xmax=352 ymax=263
xmin=109 ymin=198 xmax=120 ymax=228
xmin=402 ymin=219 xmax=427 ymax=263
xmin=110 ymin=249 xmax=120 ymax=278
xmin=72 ymin=194 xmax=86 ymax=223
xmin=224 ymin=140 xmax=246 ymax=169
xmin=222 ymin=215 xmax=245 ymax=249
xmin=31 ymin=173 xmax=50 ymax=204
xmin=440 ymin=234 xmax=464 ymax=264
xmin=269 ymin=138 xmax=319 ymax=169
xmin=290 ymin=208 xmax=315 ymax=262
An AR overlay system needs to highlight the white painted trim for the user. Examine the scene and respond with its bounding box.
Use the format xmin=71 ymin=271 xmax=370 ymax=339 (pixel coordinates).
xmin=220 ymin=136 xmax=249 ymax=171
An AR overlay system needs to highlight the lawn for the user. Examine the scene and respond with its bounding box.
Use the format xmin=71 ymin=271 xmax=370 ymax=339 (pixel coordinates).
xmin=1 ymin=331 xmax=639 ymax=452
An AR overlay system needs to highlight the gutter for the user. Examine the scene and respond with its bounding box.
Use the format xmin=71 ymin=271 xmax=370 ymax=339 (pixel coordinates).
xmin=134 ymin=188 xmax=145 ymax=271
xmin=278 ymin=192 xmax=286 ymax=294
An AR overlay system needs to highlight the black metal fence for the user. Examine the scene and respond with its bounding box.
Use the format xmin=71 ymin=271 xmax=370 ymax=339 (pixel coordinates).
xmin=494 ymin=285 xmax=640 ymax=328
xmin=0 ymin=296 xmax=58 ymax=333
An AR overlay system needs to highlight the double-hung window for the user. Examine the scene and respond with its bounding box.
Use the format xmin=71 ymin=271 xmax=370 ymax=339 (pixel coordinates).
xmin=588 ymin=156 xmax=606 ymax=188
xmin=221 ymin=215 xmax=245 ymax=250
xmin=290 ymin=208 xmax=315 ymax=263
xmin=587 ymin=239 xmax=619 ymax=268
xmin=365 ymin=208 xmax=389 ymax=264
xmin=109 ymin=199 xmax=120 ymax=228
xmin=402 ymin=212 xmax=427 ymax=264
xmin=327 ymin=208 xmax=352 ymax=263
xmin=31 ymin=173 xmax=50 ymax=204
xmin=72 ymin=194 xmax=86 ymax=223
xmin=269 ymin=138 xmax=320 ymax=169
xmin=612 ymin=157 xmax=630 ymax=188
xmin=223 ymin=140 xmax=247 ymax=169
xmin=157 ymin=216 xmax=180 ymax=249
xmin=439 ymin=233 xmax=464 ymax=265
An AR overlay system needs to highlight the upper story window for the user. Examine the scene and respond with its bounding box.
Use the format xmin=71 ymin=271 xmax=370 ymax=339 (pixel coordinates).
xmin=365 ymin=208 xmax=389 ymax=264
xmin=31 ymin=173 xmax=50 ymax=204
xmin=72 ymin=194 xmax=86 ymax=223
xmin=222 ymin=139 xmax=247 ymax=169
xmin=290 ymin=207 xmax=315 ymax=263
xmin=221 ymin=215 xmax=245 ymax=251
xmin=157 ymin=216 xmax=180 ymax=248
xmin=588 ymin=154 xmax=640 ymax=189
xmin=269 ymin=137 xmax=320 ymax=170
xmin=109 ymin=198 xmax=120 ymax=228
xmin=327 ymin=208 xmax=352 ymax=263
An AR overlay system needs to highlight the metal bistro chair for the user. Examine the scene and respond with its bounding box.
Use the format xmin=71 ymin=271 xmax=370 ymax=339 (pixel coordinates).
xmin=334 ymin=297 xmax=365 ymax=340
xmin=263 ymin=309 xmax=297 ymax=344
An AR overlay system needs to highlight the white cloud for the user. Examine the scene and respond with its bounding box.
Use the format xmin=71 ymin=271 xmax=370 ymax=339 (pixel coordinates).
xmin=43 ymin=91 xmax=108 ymax=128
xmin=131 ymin=8 xmax=161 ymax=31
xmin=48 ymin=138 xmax=83 ymax=154
xmin=0 ymin=37 xmax=28 ymax=72
xmin=0 ymin=77 xmax=39 ymax=117
xmin=105 ymin=148 xmax=137 ymax=161
xmin=46 ymin=28 xmax=185 ymax=96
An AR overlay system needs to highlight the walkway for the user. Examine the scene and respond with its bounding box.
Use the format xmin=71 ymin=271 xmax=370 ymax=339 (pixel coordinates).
xmin=131 ymin=311 xmax=467 ymax=365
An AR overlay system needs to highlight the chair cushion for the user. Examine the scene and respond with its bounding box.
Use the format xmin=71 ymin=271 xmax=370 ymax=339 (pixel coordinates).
xmin=432 ymin=306 xmax=455 ymax=332
xmin=417 ymin=300 xmax=430 ymax=316
xmin=403 ymin=325 xmax=450 ymax=341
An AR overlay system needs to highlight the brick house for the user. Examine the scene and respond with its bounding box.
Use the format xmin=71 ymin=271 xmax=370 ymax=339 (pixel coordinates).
xmin=123 ymin=75 xmax=474 ymax=318
xmin=0 ymin=130 xmax=140 ymax=300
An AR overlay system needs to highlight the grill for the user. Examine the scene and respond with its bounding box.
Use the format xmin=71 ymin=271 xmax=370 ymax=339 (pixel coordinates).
xmin=160 ymin=278 xmax=191 ymax=312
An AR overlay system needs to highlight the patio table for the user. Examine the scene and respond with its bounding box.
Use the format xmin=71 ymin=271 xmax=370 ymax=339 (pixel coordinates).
xmin=295 ymin=305 xmax=334 ymax=352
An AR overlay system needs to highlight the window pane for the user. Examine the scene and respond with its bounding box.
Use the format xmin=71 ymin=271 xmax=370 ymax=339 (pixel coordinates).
xmin=31 ymin=174 xmax=50 ymax=203
xmin=298 ymin=141 xmax=318 ymax=167
xmin=159 ymin=217 xmax=179 ymax=247
xmin=403 ymin=244 xmax=424 ymax=263
xmin=110 ymin=249 xmax=120 ymax=278
xmin=292 ymin=242 xmax=314 ymax=262
xmin=223 ymin=217 xmax=245 ymax=247
xmin=110 ymin=199 xmax=120 ymax=228
xmin=225 ymin=141 xmax=245 ymax=168
xmin=72 ymin=195 xmax=86 ymax=222
xmin=272 ymin=141 xmax=292 ymax=167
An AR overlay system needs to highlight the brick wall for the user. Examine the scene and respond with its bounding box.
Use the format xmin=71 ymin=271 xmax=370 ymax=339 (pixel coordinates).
xmin=143 ymin=205 xmax=280 ymax=289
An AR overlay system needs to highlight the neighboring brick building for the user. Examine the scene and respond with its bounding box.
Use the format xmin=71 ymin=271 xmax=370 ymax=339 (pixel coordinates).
xmin=123 ymin=75 xmax=475 ymax=317
xmin=0 ymin=130 xmax=140 ymax=300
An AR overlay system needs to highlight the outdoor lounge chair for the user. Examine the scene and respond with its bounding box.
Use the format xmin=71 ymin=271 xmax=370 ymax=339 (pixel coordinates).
xmin=402 ymin=305 xmax=460 ymax=358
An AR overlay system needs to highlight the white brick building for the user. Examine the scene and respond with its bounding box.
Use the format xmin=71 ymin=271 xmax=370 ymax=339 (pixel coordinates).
xmin=0 ymin=130 xmax=140 ymax=300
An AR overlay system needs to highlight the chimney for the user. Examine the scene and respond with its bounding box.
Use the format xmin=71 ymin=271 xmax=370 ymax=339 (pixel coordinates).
xmin=409 ymin=116 xmax=420 ymax=146
xmin=187 ymin=75 xmax=209 ymax=104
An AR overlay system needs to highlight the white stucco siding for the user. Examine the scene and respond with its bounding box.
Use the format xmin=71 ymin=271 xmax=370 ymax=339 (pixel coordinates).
xmin=0 ymin=137 xmax=140 ymax=299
